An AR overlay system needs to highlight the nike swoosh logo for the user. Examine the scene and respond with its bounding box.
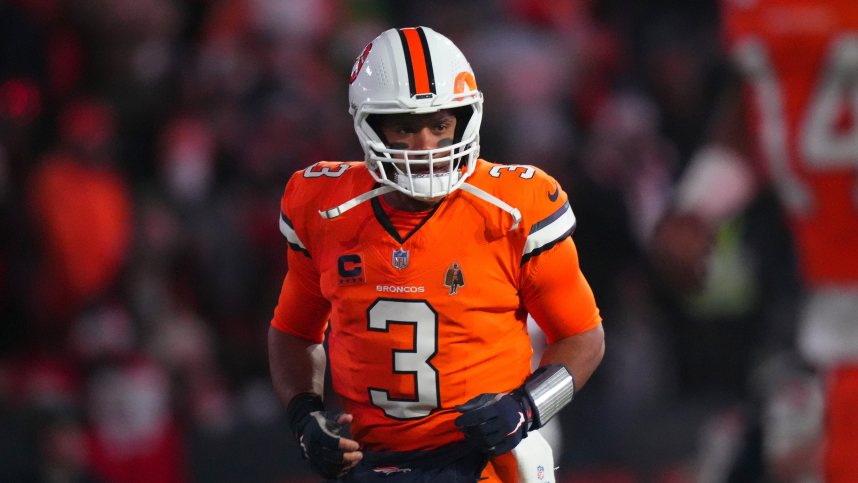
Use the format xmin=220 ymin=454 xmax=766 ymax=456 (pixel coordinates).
xmin=548 ymin=182 xmax=560 ymax=202
xmin=506 ymin=412 xmax=525 ymax=436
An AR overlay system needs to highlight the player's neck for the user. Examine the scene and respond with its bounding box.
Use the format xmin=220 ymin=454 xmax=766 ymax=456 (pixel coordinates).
xmin=382 ymin=191 xmax=444 ymax=213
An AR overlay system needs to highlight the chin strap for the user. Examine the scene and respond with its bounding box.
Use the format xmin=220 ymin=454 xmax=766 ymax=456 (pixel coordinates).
xmin=318 ymin=182 xmax=522 ymax=231
xmin=459 ymin=182 xmax=521 ymax=230
xmin=319 ymin=185 xmax=396 ymax=219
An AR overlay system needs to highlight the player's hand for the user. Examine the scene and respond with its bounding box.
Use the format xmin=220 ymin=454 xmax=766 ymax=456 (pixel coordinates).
xmin=455 ymin=392 xmax=530 ymax=456
xmin=295 ymin=411 xmax=363 ymax=478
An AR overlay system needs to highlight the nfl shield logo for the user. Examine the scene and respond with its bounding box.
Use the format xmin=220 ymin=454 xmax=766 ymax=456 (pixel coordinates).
xmin=392 ymin=248 xmax=409 ymax=270
xmin=536 ymin=465 xmax=544 ymax=480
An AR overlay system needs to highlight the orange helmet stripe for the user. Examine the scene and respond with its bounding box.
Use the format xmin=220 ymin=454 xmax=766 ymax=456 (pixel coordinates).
xmin=398 ymin=27 xmax=436 ymax=97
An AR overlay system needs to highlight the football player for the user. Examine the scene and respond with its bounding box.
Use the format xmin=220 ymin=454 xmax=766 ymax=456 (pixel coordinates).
xmin=268 ymin=27 xmax=605 ymax=482
xmin=651 ymin=1 xmax=858 ymax=480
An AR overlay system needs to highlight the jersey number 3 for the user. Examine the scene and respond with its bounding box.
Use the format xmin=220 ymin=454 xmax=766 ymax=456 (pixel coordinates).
xmin=367 ymin=299 xmax=440 ymax=419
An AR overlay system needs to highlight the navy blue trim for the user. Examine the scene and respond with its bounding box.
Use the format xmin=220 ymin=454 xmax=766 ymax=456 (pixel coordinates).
xmin=281 ymin=211 xmax=294 ymax=229
xmin=370 ymin=196 xmax=439 ymax=245
xmin=520 ymin=224 xmax=576 ymax=266
xmin=281 ymin=211 xmax=311 ymax=258
xmin=529 ymin=201 xmax=571 ymax=235
xmin=372 ymin=196 xmax=405 ymax=243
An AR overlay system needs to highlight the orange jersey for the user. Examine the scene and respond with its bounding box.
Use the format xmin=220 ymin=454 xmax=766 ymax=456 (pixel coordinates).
xmin=722 ymin=0 xmax=858 ymax=284
xmin=271 ymin=159 xmax=601 ymax=452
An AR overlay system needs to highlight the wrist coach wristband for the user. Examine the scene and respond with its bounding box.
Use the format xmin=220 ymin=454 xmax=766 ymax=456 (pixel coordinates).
xmin=286 ymin=392 xmax=325 ymax=436
xmin=522 ymin=364 xmax=575 ymax=429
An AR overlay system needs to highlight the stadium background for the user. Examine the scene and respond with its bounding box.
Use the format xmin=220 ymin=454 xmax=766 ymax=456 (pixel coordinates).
xmin=0 ymin=0 xmax=806 ymax=481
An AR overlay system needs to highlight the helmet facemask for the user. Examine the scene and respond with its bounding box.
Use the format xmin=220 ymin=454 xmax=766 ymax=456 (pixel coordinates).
xmin=359 ymin=105 xmax=481 ymax=199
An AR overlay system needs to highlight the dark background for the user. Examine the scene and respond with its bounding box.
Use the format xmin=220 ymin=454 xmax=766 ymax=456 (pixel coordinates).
xmin=0 ymin=0 xmax=804 ymax=481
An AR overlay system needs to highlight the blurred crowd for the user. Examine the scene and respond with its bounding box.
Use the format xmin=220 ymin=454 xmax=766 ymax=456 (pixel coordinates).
xmin=0 ymin=0 xmax=807 ymax=482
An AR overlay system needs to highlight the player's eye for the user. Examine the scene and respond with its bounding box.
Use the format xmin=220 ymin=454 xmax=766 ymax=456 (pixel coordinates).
xmin=433 ymin=121 xmax=452 ymax=133
xmin=391 ymin=125 xmax=414 ymax=135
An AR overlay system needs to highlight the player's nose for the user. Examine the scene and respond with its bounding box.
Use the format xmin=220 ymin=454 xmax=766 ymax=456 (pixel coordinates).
xmin=411 ymin=127 xmax=439 ymax=151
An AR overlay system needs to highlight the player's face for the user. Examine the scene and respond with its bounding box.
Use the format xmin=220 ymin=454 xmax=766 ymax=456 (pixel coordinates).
xmin=378 ymin=110 xmax=457 ymax=171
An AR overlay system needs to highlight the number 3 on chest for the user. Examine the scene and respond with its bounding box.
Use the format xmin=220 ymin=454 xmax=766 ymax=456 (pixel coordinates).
xmin=367 ymin=299 xmax=440 ymax=419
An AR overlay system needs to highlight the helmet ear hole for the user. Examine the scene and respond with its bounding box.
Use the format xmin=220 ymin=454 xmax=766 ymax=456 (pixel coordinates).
xmin=450 ymin=106 xmax=473 ymax=144
xmin=366 ymin=114 xmax=388 ymax=145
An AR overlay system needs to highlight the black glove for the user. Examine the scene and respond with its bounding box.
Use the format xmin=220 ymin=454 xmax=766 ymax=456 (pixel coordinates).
xmin=287 ymin=393 xmax=350 ymax=479
xmin=454 ymin=391 xmax=532 ymax=455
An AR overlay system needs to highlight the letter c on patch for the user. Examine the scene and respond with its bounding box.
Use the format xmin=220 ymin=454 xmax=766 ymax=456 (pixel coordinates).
xmin=338 ymin=254 xmax=363 ymax=278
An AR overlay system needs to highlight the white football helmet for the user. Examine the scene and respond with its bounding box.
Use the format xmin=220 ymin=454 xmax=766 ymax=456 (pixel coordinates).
xmin=348 ymin=26 xmax=483 ymax=199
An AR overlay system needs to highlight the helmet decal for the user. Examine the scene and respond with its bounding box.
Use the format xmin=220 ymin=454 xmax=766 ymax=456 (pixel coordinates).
xmin=454 ymin=71 xmax=477 ymax=96
xmin=349 ymin=42 xmax=372 ymax=85
xmin=397 ymin=27 xmax=436 ymax=98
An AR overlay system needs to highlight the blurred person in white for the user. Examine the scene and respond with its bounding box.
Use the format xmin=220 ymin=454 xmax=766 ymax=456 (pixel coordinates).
xmin=650 ymin=0 xmax=858 ymax=481
xmin=159 ymin=115 xmax=216 ymax=207
xmin=269 ymin=26 xmax=605 ymax=482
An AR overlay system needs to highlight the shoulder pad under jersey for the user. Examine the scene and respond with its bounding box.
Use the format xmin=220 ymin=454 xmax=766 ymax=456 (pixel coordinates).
xmin=279 ymin=161 xmax=370 ymax=257
xmin=467 ymin=160 xmax=577 ymax=264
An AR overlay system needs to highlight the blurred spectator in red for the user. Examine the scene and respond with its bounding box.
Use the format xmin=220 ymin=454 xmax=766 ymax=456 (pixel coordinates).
xmin=27 ymin=98 xmax=132 ymax=330
xmin=85 ymin=357 xmax=188 ymax=483
xmin=64 ymin=300 xmax=191 ymax=483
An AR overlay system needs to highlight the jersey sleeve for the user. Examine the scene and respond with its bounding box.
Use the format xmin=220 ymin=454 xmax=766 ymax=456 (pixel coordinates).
xmin=515 ymin=168 xmax=601 ymax=343
xmin=520 ymin=236 xmax=602 ymax=343
xmin=270 ymin=172 xmax=331 ymax=343
xmin=514 ymin=167 xmax=577 ymax=265
xmin=270 ymin=249 xmax=331 ymax=343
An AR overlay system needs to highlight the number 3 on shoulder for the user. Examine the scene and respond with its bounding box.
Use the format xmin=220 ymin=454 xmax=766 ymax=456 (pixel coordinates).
xmin=304 ymin=162 xmax=350 ymax=178
xmin=489 ymin=165 xmax=536 ymax=179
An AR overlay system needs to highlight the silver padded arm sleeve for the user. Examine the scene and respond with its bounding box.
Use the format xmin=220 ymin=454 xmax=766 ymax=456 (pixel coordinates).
xmin=522 ymin=364 xmax=575 ymax=429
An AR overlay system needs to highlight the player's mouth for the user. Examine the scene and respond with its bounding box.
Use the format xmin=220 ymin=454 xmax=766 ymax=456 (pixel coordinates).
xmin=406 ymin=161 xmax=453 ymax=175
